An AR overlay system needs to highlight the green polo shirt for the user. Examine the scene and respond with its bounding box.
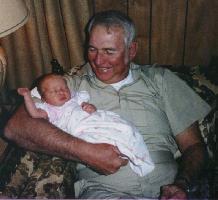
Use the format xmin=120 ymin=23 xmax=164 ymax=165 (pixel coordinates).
xmin=65 ymin=62 xmax=211 ymax=155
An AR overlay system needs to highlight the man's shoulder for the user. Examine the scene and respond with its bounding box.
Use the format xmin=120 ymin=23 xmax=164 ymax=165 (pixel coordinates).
xmin=131 ymin=63 xmax=166 ymax=80
xmin=64 ymin=63 xmax=93 ymax=89
xmin=66 ymin=63 xmax=92 ymax=77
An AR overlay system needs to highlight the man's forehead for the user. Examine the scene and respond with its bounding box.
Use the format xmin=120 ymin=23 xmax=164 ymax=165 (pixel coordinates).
xmin=88 ymin=26 xmax=125 ymax=47
xmin=90 ymin=24 xmax=125 ymax=35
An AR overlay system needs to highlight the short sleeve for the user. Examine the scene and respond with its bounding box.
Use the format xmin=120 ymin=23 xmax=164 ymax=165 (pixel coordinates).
xmin=160 ymin=69 xmax=211 ymax=135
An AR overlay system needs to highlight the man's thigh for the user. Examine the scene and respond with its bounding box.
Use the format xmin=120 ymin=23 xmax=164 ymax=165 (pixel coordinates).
xmin=75 ymin=162 xmax=177 ymax=199
xmin=78 ymin=183 xmax=140 ymax=199
xmin=75 ymin=164 xmax=144 ymax=198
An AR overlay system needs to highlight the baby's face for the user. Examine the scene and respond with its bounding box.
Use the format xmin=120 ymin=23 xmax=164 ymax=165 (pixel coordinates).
xmin=41 ymin=75 xmax=71 ymax=106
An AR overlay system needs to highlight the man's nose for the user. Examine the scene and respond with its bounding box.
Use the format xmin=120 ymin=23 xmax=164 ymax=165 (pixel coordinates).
xmin=94 ymin=51 xmax=105 ymax=66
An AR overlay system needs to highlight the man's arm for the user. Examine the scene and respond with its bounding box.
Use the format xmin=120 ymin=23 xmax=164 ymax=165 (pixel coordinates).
xmin=160 ymin=122 xmax=208 ymax=199
xmin=4 ymin=105 xmax=128 ymax=174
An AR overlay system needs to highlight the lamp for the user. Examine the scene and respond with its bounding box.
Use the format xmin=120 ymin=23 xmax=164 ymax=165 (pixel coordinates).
xmin=0 ymin=0 xmax=29 ymax=37
xmin=0 ymin=0 xmax=29 ymax=89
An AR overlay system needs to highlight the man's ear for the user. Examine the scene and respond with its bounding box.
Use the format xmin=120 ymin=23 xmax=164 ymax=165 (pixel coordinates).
xmin=128 ymin=41 xmax=138 ymax=61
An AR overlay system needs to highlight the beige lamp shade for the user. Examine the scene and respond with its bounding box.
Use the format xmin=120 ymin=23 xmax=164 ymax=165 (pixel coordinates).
xmin=0 ymin=0 xmax=29 ymax=89
xmin=0 ymin=0 xmax=29 ymax=38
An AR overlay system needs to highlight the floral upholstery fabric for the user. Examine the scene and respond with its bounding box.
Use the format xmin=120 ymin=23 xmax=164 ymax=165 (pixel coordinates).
xmin=0 ymin=65 xmax=217 ymax=199
xmin=0 ymin=150 xmax=76 ymax=198
xmin=172 ymin=65 xmax=217 ymax=158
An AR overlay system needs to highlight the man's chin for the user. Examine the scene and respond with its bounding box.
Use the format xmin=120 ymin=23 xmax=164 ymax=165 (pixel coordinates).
xmin=95 ymin=73 xmax=113 ymax=83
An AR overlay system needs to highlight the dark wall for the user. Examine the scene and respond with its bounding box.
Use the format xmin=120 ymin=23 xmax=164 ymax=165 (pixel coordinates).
xmin=92 ymin=0 xmax=218 ymax=66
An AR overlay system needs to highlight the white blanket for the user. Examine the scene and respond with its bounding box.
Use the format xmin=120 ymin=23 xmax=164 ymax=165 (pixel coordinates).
xmin=35 ymin=91 xmax=154 ymax=176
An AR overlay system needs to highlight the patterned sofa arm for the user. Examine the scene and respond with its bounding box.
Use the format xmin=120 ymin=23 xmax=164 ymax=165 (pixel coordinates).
xmin=0 ymin=149 xmax=77 ymax=198
xmin=169 ymin=65 xmax=218 ymax=198
xmin=173 ymin=65 xmax=217 ymax=158
xmin=0 ymin=64 xmax=217 ymax=199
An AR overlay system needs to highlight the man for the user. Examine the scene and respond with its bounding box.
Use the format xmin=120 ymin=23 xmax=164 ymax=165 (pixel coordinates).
xmin=4 ymin=10 xmax=210 ymax=199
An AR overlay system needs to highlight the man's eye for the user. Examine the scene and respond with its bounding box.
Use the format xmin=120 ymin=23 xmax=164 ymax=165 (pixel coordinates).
xmin=88 ymin=47 xmax=96 ymax=52
xmin=106 ymin=50 xmax=115 ymax=55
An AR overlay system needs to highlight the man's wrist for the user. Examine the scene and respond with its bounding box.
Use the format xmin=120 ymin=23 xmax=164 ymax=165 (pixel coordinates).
xmin=174 ymin=176 xmax=191 ymax=193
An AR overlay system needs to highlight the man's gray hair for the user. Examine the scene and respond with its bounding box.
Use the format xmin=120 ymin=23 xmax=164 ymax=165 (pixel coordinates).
xmin=87 ymin=10 xmax=136 ymax=47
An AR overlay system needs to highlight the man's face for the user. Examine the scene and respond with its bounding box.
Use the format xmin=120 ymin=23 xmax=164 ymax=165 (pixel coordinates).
xmin=87 ymin=25 xmax=136 ymax=84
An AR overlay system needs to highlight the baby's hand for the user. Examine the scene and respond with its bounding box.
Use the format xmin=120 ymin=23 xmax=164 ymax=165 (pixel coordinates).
xmin=17 ymin=88 xmax=30 ymax=96
xmin=81 ymin=102 xmax=96 ymax=114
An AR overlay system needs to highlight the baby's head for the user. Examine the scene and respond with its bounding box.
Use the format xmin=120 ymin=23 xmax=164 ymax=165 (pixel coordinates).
xmin=37 ymin=73 xmax=71 ymax=106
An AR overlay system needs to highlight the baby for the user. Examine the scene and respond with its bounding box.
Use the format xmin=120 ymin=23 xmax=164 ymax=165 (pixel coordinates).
xmin=18 ymin=73 xmax=154 ymax=176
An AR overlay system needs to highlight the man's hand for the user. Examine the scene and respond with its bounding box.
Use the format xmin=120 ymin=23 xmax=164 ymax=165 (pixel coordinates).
xmin=82 ymin=143 xmax=128 ymax=174
xmin=160 ymin=184 xmax=187 ymax=200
